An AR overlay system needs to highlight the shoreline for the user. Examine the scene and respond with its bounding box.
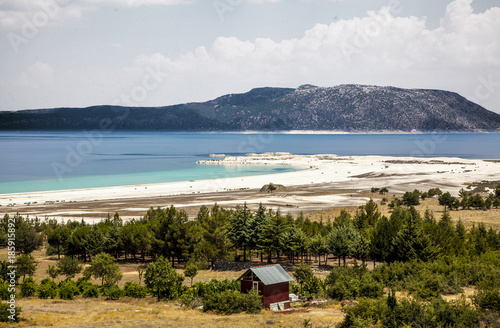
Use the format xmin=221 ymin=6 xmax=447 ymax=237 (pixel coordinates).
xmin=2 ymin=130 xmax=500 ymax=134
xmin=1 ymin=153 xmax=499 ymax=221
xmin=202 ymin=130 xmax=500 ymax=135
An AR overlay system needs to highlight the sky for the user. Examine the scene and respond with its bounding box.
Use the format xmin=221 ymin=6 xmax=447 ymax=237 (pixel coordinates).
xmin=0 ymin=0 xmax=499 ymax=113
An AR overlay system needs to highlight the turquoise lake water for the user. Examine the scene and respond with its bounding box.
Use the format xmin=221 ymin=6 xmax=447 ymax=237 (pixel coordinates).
xmin=1 ymin=132 xmax=499 ymax=194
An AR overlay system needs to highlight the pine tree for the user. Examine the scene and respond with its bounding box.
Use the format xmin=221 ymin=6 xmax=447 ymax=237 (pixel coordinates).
xmin=434 ymin=209 xmax=458 ymax=256
xmin=283 ymin=226 xmax=308 ymax=264
xmin=104 ymin=226 xmax=121 ymax=258
xmin=252 ymin=203 xmax=269 ymax=262
xmin=292 ymin=262 xmax=314 ymax=295
xmin=438 ymin=192 xmax=456 ymax=210
xmin=84 ymin=253 xmax=122 ymax=285
xmin=227 ymin=204 xmax=254 ymax=261
xmin=423 ymin=209 xmax=435 ymax=225
xmin=47 ymin=226 xmax=70 ymax=259
xmin=149 ymin=206 xmax=191 ymax=265
xmin=370 ymin=216 xmax=392 ymax=264
xmin=85 ymin=225 xmax=105 ymax=260
xmin=67 ymin=225 xmax=92 ymax=261
xmin=195 ymin=204 xmax=231 ymax=268
xmin=258 ymin=210 xmax=290 ymax=263
xmin=470 ymin=194 xmax=485 ymax=209
xmin=328 ymin=223 xmax=360 ymax=266
xmin=402 ymin=190 xmax=421 ymax=206
xmin=390 ymin=207 xmax=438 ymax=262
xmin=474 ymin=223 xmax=488 ymax=255
xmin=16 ymin=254 xmax=37 ymax=282
xmin=310 ymin=235 xmax=328 ymax=266
xmin=354 ymin=199 xmax=382 ymax=230
xmin=493 ymin=197 xmax=500 ymax=209
xmin=144 ymin=256 xmax=184 ymax=301
xmin=12 ymin=214 xmax=43 ymax=255
xmin=184 ymin=264 xmax=198 ymax=287
xmin=56 ymin=256 xmax=82 ymax=280
xmin=120 ymin=222 xmax=138 ymax=259
xmin=353 ymin=234 xmax=371 ymax=265
xmin=484 ymin=197 xmax=492 ymax=210
xmin=333 ymin=210 xmax=352 ymax=228
xmin=135 ymin=223 xmax=153 ymax=261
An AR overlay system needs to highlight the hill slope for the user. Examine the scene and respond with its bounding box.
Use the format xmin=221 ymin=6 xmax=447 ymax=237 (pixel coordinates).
xmin=1 ymin=84 xmax=499 ymax=131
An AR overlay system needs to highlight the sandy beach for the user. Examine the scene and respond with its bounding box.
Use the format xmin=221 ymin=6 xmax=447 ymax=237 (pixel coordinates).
xmin=1 ymin=153 xmax=499 ymax=222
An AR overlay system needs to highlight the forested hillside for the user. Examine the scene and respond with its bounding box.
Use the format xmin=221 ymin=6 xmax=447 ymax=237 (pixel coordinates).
xmin=2 ymin=85 xmax=500 ymax=131
xmin=2 ymin=184 xmax=500 ymax=325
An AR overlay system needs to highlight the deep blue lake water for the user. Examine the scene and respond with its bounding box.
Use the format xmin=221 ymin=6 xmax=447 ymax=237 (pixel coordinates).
xmin=1 ymin=132 xmax=499 ymax=194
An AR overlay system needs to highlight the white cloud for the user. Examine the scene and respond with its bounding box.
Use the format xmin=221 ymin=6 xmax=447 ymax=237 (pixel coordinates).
xmin=19 ymin=62 xmax=55 ymax=88
xmin=2 ymin=0 xmax=500 ymax=113
xmin=244 ymin=0 xmax=282 ymax=3
xmin=0 ymin=1 xmax=82 ymax=29
xmin=82 ymin=0 xmax=193 ymax=7
xmin=115 ymin=0 xmax=499 ymax=109
xmin=0 ymin=0 xmax=193 ymax=29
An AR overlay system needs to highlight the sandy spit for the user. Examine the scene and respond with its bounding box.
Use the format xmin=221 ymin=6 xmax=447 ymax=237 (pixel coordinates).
xmin=1 ymin=153 xmax=498 ymax=207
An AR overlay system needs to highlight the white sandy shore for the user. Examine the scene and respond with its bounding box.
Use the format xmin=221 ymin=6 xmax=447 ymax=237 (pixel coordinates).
xmin=1 ymin=153 xmax=498 ymax=208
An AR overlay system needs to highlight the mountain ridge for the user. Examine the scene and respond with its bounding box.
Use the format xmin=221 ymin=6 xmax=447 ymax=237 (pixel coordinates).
xmin=1 ymin=84 xmax=500 ymax=132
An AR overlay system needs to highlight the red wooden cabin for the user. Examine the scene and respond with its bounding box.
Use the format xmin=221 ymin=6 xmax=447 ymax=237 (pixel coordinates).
xmin=237 ymin=264 xmax=293 ymax=310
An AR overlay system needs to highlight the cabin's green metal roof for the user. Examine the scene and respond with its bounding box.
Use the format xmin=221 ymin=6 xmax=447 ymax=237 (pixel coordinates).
xmin=238 ymin=264 xmax=293 ymax=285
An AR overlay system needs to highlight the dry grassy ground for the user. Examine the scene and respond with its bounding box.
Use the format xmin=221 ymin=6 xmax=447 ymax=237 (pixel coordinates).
xmin=307 ymin=195 xmax=500 ymax=229
xmin=0 ymin=248 xmax=245 ymax=288
xmin=2 ymin=191 xmax=498 ymax=326
xmin=0 ymin=247 xmax=343 ymax=327
xmin=9 ymin=298 xmax=343 ymax=328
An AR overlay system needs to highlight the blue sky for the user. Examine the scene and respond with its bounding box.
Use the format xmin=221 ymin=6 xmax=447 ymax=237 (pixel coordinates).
xmin=1 ymin=0 xmax=499 ymax=113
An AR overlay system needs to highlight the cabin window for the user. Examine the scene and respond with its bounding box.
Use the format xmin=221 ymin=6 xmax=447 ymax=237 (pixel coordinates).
xmin=252 ymin=281 xmax=259 ymax=290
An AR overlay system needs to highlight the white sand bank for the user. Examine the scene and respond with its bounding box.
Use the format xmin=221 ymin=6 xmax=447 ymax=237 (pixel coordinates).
xmin=1 ymin=153 xmax=498 ymax=208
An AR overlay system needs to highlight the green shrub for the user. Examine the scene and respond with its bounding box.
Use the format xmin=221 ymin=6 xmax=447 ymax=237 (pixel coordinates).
xmin=432 ymin=296 xmax=480 ymax=328
xmin=476 ymin=265 xmax=500 ymax=291
xmin=325 ymin=267 xmax=361 ymax=301
xmin=124 ymin=282 xmax=147 ymax=298
xmin=76 ymin=277 xmax=94 ymax=294
xmin=327 ymin=279 xmax=359 ymax=301
xmin=144 ymin=256 xmax=183 ymax=300
xmin=338 ymin=297 xmax=385 ymax=328
xmin=20 ymin=277 xmax=37 ymax=298
xmin=185 ymin=258 xmax=209 ymax=270
xmin=372 ymin=259 xmax=467 ymax=296
xmin=0 ymin=281 xmax=10 ymax=300
xmin=184 ymin=264 xmax=198 ymax=286
xmin=473 ymin=288 xmax=500 ymax=312
xmin=289 ymin=282 xmax=300 ymax=295
xmin=0 ymin=301 xmax=22 ymax=322
xmin=102 ymin=283 xmax=124 ymax=300
xmin=412 ymin=273 xmax=446 ymax=300
xmin=392 ymin=298 xmax=433 ymax=327
xmin=38 ymin=279 xmax=58 ymax=299
xmin=202 ymin=289 xmax=262 ymax=314
xmin=59 ymin=281 xmax=79 ymax=300
xmin=179 ymin=289 xmax=202 ymax=309
xmin=358 ymin=276 xmax=384 ymax=299
xmin=324 ymin=266 xmax=343 ymax=287
xmin=303 ymin=275 xmax=323 ymax=297
xmin=82 ymin=284 xmax=100 ymax=298
xmin=192 ymin=279 xmax=239 ymax=298
xmin=338 ymin=295 xmax=481 ymax=328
